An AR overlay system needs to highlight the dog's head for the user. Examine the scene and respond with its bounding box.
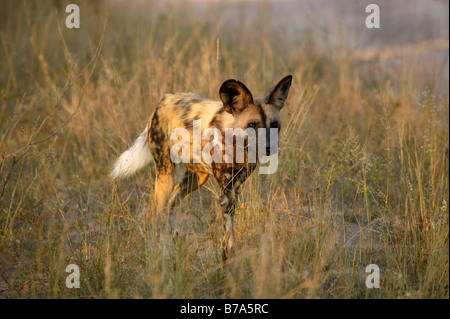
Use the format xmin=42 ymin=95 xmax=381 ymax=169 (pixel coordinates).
xmin=219 ymin=75 xmax=292 ymax=156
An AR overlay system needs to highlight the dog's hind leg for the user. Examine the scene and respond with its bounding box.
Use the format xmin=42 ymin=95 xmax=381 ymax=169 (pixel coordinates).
xmin=168 ymin=171 xmax=209 ymax=208
xmin=154 ymin=170 xmax=175 ymax=215
xmin=167 ymin=171 xmax=209 ymax=236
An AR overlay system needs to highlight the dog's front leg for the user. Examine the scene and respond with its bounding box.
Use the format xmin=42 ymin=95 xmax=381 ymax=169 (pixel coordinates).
xmin=219 ymin=189 xmax=235 ymax=261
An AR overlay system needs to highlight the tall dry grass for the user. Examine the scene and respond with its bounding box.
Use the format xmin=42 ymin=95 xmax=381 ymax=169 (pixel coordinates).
xmin=0 ymin=1 xmax=448 ymax=298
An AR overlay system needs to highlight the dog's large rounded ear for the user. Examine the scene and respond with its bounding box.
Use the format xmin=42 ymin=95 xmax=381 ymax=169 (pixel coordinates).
xmin=264 ymin=75 xmax=292 ymax=110
xmin=219 ymin=79 xmax=254 ymax=114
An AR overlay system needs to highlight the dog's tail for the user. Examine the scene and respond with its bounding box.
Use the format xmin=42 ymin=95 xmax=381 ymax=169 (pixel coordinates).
xmin=110 ymin=127 xmax=153 ymax=180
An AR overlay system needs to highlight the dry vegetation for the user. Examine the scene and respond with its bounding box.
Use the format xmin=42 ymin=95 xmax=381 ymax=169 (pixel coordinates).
xmin=0 ymin=1 xmax=448 ymax=298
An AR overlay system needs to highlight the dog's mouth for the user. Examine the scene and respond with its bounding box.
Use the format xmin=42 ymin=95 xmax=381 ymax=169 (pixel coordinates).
xmin=242 ymin=144 xmax=278 ymax=156
xmin=266 ymin=146 xmax=278 ymax=156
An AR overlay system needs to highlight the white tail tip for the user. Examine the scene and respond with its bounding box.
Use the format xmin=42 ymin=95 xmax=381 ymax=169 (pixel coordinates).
xmin=111 ymin=128 xmax=152 ymax=180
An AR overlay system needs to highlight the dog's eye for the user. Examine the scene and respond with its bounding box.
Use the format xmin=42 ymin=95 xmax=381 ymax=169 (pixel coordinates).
xmin=271 ymin=121 xmax=280 ymax=129
xmin=247 ymin=122 xmax=257 ymax=129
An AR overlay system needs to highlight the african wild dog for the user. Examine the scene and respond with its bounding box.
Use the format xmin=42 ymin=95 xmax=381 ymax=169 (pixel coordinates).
xmin=111 ymin=75 xmax=292 ymax=260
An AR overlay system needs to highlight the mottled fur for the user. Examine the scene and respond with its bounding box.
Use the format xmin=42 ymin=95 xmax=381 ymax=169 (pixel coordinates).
xmin=111 ymin=76 xmax=292 ymax=260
